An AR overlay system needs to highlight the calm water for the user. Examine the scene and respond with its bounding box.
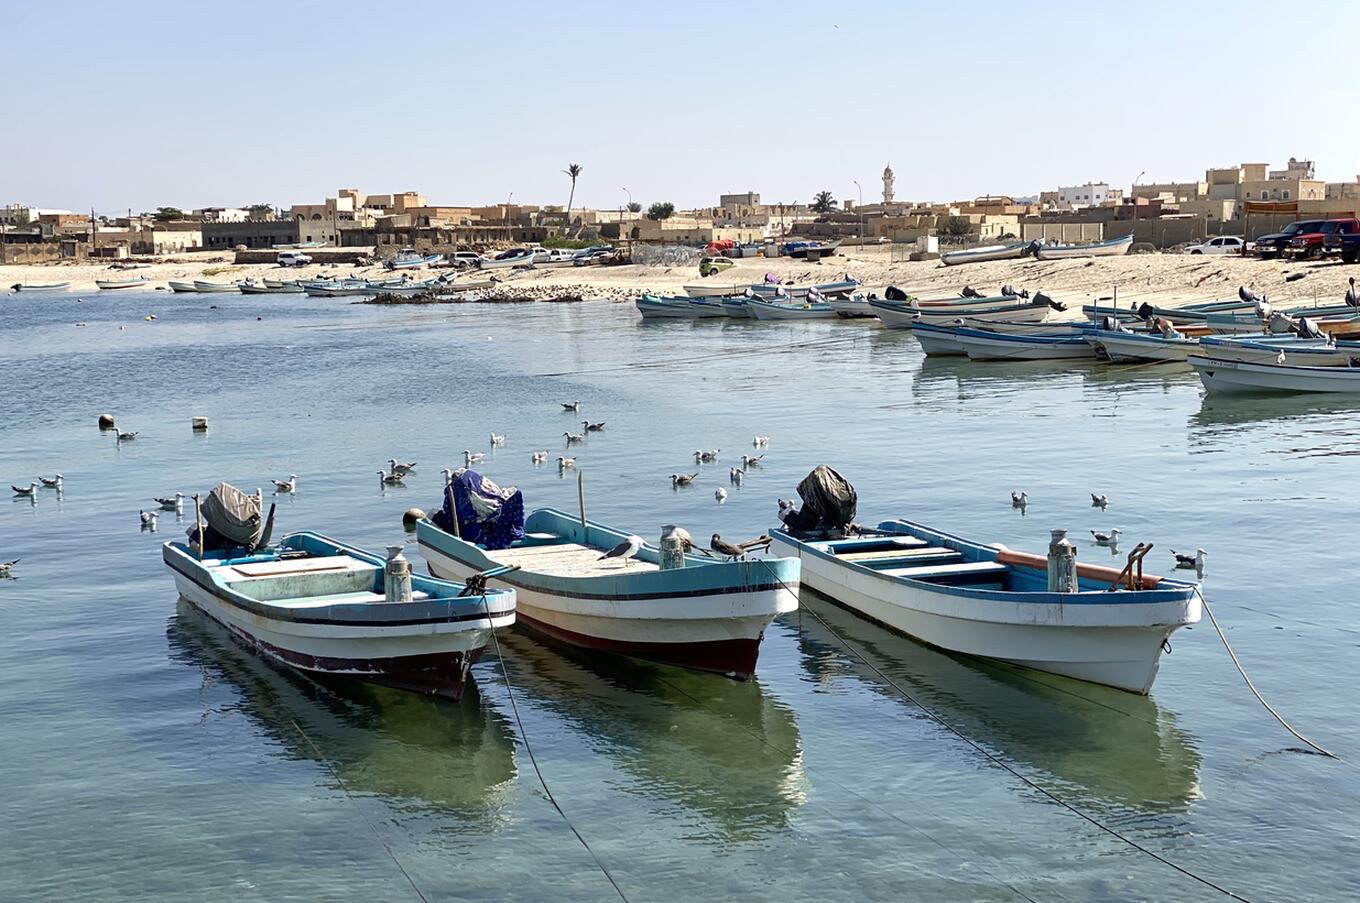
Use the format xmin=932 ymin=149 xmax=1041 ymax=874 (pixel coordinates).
xmin=2 ymin=289 xmax=1358 ymax=901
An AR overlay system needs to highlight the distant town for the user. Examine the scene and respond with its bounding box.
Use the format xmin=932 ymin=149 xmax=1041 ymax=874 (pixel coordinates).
xmin=4 ymin=156 xmax=1358 ymax=266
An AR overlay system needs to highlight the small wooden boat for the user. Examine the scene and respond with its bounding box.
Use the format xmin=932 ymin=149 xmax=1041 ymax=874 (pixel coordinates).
xmin=239 ymin=281 xmax=303 ymax=294
xmin=940 ymin=241 xmax=1034 ymax=266
xmin=782 ymin=239 xmax=841 ymax=259
xmin=911 ymin=321 xmax=969 ymax=356
xmin=683 ymin=283 xmax=747 ymax=299
xmin=950 ymin=327 xmax=1097 ymax=361
xmin=95 ymin=277 xmax=149 ymax=290
xmin=770 ymin=519 xmax=1200 ymax=694
xmin=1086 ymin=329 xmax=1199 ymax=363
xmin=828 ymin=296 xmax=876 ymax=319
xmin=430 ymin=279 xmax=497 ymax=294
xmin=1190 ymin=354 xmax=1360 ymax=394
xmin=751 ymin=278 xmax=861 ymax=300
xmin=912 ymin=320 xmax=1093 ymax=357
xmin=719 ymin=297 xmax=752 ymax=318
xmin=909 ymin=293 xmax=1028 ymax=310
xmin=636 ymin=294 xmax=728 ymax=319
xmin=478 ymin=250 xmax=534 ymax=270
xmin=870 ymin=298 xmax=1052 ymax=328
xmin=168 ymin=281 xmax=201 ymax=293
xmin=193 ymin=280 xmax=241 ymax=293
xmin=163 ymin=531 xmax=516 ymax=699
xmin=745 ymin=298 xmax=838 ymax=320
xmin=304 ymin=283 xmax=374 ymax=297
xmin=1199 ymin=334 xmax=1356 ymax=367
xmin=418 ymin=508 xmax=799 ymax=680
xmin=1034 ymin=234 xmax=1133 ymax=260
xmin=385 ymin=249 xmax=445 ymax=269
xmin=8 ymin=281 xmax=71 ymax=292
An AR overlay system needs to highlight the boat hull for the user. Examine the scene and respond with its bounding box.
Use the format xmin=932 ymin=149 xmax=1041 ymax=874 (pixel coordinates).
xmin=1190 ymin=355 xmax=1360 ymax=394
xmin=636 ymin=295 xmax=728 ymax=319
xmin=940 ymin=243 xmax=1029 ymax=266
xmin=770 ymin=528 xmax=1198 ymax=694
xmin=871 ymin=299 xmax=1051 ymax=328
xmin=683 ymin=284 xmax=747 ymax=299
xmin=951 ymin=329 xmax=1096 ymax=361
xmin=1035 ymin=234 xmax=1133 ymax=260
xmin=746 ymin=299 xmax=837 ymax=320
xmin=1087 ymin=330 xmax=1198 ymax=363
xmin=95 ymin=279 xmax=148 ymax=290
xmin=11 ymin=282 xmax=72 ymax=291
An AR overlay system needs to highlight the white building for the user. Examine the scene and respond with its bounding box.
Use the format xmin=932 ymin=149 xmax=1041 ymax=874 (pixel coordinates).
xmin=194 ymin=207 xmax=251 ymax=222
xmin=1056 ymin=182 xmax=1113 ymax=209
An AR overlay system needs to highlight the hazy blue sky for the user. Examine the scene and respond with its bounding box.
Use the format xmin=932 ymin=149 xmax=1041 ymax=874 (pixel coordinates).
xmin=6 ymin=0 xmax=1358 ymax=214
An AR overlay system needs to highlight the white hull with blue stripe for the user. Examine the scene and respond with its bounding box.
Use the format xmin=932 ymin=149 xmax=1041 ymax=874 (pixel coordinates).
xmin=745 ymin=298 xmax=838 ymax=320
xmin=870 ymin=299 xmax=1053 ymax=328
xmin=1034 ymin=234 xmax=1133 ymax=260
xmin=770 ymin=520 xmax=1200 ymax=694
xmin=1086 ymin=329 xmax=1199 ymax=363
xmin=636 ymin=294 xmax=729 ymax=319
xmin=1190 ymin=355 xmax=1360 ymax=394
xmin=949 ymin=327 xmax=1096 ymax=360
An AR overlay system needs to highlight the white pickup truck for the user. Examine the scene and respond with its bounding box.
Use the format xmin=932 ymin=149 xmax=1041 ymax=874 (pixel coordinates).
xmin=277 ymin=251 xmax=313 ymax=267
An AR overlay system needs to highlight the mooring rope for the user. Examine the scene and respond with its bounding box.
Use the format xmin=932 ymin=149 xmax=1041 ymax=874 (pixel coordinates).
xmin=1198 ymin=591 xmax=1338 ymax=759
xmin=753 ymin=559 xmax=1256 ymax=903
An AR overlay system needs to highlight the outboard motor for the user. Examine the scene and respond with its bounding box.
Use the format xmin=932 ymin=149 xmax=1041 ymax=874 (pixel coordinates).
xmin=1267 ymin=311 xmax=1296 ymax=334
xmin=884 ymin=285 xmax=909 ymax=302
xmin=1239 ymin=285 xmax=1263 ymax=305
xmin=1136 ymin=302 xmax=1157 ymax=320
xmin=960 ymin=285 xmax=982 ymax=299
xmin=1297 ymin=316 xmax=1325 ymax=340
xmin=1035 ymin=291 xmax=1065 ymax=311
xmin=1025 ymin=240 xmax=1042 ymax=257
xmin=1346 ymin=278 xmax=1358 ymax=308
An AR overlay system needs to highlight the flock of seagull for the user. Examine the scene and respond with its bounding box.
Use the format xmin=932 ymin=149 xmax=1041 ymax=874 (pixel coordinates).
xmin=1009 ymin=489 xmax=1206 ymax=571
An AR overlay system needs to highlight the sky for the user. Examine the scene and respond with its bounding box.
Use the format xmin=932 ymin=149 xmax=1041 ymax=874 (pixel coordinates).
xmin=5 ymin=0 xmax=1359 ymax=215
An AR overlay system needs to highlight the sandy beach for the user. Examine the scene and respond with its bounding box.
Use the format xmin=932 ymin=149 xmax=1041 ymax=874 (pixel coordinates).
xmin=5 ymin=246 xmax=1356 ymax=312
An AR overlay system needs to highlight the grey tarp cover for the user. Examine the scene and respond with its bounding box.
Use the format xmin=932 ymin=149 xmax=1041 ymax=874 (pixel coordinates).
xmin=785 ymin=465 xmax=857 ymax=533
xmin=201 ymin=482 xmax=262 ymax=547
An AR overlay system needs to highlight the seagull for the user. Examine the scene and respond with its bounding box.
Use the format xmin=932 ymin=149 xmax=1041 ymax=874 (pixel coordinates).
xmin=389 ymin=458 xmax=417 ymax=476
xmin=272 ymin=474 xmax=298 ymax=493
xmin=139 ymin=509 xmax=158 ymax=527
xmin=693 ymin=449 xmax=720 ymax=463
xmin=441 ymin=468 xmax=455 ymax=486
xmin=1172 ymin=548 xmax=1208 ymax=570
xmin=378 ymin=470 xmax=404 ymax=485
xmin=11 ymin=482 xmax=37 ymax=498
xmin=557 ymin=456 xmax=576 ymax=470
xmin=490 ymin=432 xmax=506 ymax=446
xmin=741 ymin=454 xmax=764 ymax=467
xmin=597 ymin=534 xmax=643 ymax=567
xmin=116 ymin=431 xmax=139 ymax=442
xmin=752 ymin=436 xmax=770 ymax=448
xmin=563 ymin=432 xmax=585 ymax=445
xmin=153 ymin=492 xmax=184 ymax=510
xmin=582 ymin=420 xmax=606 ymax=432
xmin=561 ymin=400 xmax=581 ymax=412
xmin=39 ymin=474 xmax=63 ymax=489
xmin=710 ymin=534 xmax=747 ymax=560
xmin=1011 ymin=491 xmax=1028 ymax=507
xmin=1091 ymin=493 xmax=1108 ymax=508
xmin=1277 ymin=349 xmax=1287 ymax=365
xmin=531 ymin=450 xmax=549 ymax=464
xmin=715 ymin=487 xmax=728 ymax=503
xmin=1347 ymin=277 xmax=1358 ymax=308
xmin=670 ymin=472 xmax=697 ymax=487
xmin=0 ymin=559 xmax=17 ymax=579
xmin=729 ymin=467 xmax=744 ymax=485
xmin=463 ymin=450 xmax=485 ymax=466
xmin=1090 ymin=528 xmax=1122 ymax=546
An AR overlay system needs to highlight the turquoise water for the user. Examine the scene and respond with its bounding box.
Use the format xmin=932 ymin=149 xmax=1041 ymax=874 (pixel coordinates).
xmin=2 ymin=289 xmax=1357 ymax=901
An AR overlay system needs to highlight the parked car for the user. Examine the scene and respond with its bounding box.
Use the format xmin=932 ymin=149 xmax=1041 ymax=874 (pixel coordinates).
xmin=448 ymin=251 xmax=482 ymax=268
xmin=1254 ymin=220 xmax=1325 ymax=258
xmin=1185 ymin=236 xmax=1246 ymax=255
xmin=1326 ymin=230 xmax=1360 ymax=264
xmin=1289 ymin=218 xmax=1360 ymax=259
xmin=276 ymin=251 xmax=312 ymax=267
xmin=699 ymin=255 xmax=736 ymax=277
xmin=572 ymin=248 xmax=614 ymax=266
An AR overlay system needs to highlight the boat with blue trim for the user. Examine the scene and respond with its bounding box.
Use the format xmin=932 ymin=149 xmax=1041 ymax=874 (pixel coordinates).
xmin=745 ymin=297 xmax=838 ymax=320
xmin=1034 ymin=233 xmax=1133 ymax=260
xmin=946 ymin=325 xmax=1097 ymax=360
xmin=770 ymin=518 xmax=1200 ymax=694
xmin=635 ymin=294 xmax=729 ymax=319
xmin=418 ymin=506 xmax=800 ymax=680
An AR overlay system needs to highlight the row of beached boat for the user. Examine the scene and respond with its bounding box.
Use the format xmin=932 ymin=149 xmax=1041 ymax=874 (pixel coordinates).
xmin=165 ymin=470 xmax=1200 ymax=701
xmin=940 ymin=233 xmax=1133 ymax=266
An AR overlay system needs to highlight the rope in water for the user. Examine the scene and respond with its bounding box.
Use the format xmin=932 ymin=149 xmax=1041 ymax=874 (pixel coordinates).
xmin=753 ymin=559 xmax=1256 ymax=903
xmin=476 ymin=596 xmax=632 ymax=902
xmin=288 ymin=718 xmax=431 ymax=903
xmin=1198 ymin=592 xmax=1338 ymax=759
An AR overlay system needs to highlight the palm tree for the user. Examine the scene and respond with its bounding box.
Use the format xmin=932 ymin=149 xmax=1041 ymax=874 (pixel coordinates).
xmin=810 ymin=190 xmax=837 ymax=215
xmin=563 ymin=163 xmax=583 ymax=228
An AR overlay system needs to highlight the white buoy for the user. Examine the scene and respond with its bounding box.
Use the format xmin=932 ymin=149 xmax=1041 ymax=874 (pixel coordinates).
xmin=1047 ymin=529 xmax=1078 ymax=593
xmin=385 ymin=545 xmax=413 ymax=603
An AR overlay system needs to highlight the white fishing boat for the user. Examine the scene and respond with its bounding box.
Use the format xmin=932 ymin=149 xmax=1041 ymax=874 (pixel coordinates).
xmin=910 ymin=322 xmax=968 ymax=356
xmin=940 ymin=241 xmax=1035 ymax=266
xmin=751 ymin=278 xmax=861 ymax=300
xmin=168 ymin=281 xmax=201 ymax=293
xmin=683 ymin=283 xmax=747 ymax=299
xmin=192 ymin=280 xmax=241 ymax=293
xmin=304 ymin=283 xmax=374 ymax=298
xmin=1190 ymin=355 xmax=1360 ymax=394
xmin=1034 ymin=234 xmax=1133 ymax=260
xmin=771 ymin=517 xmax=1200 ymax=694
xmin=478 ymin=249 xmax=535 ymax=270
xmin=1198 ymin=334 xmax=1355 ymax=367
xmin=95 ymin=277 xmax=149 ymax=290
xmin=418 ymin=507 xmax=799 ymax=680
xmin=1087 ymin=329 xmax=1199 ymax=363
xmin=950 ymin=327 xmax=1097 ymax=361
xmin=8 ymin=281 xmax=71 ymax=292
xmin=635 ymin=294 xmax=728 ymax=319
xmin=828 ymin=296 xmax=876 ymax=319
xmin=870 ymin=299 xmax=1054 ymax=329
xmin=239 ymin=281 xmax=303 ymax=294
xmin=745 ymin=298 xmax=838 ymax=320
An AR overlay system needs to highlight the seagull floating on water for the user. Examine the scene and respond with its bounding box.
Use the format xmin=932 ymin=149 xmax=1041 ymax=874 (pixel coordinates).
xmin=1011 ymin=491 xmax=1027 ymax=507
xmin=0 ymin=559 xmax=17 ymax=579
xmin=715 ymin=487 xmax=728 ymax=503
xmin=741 ymin=454 xmax=764 ymax=468
xmin=39 ymin=474 xmax=63 ymax=489
xmin=582 ymin=420 xmax=606 ymax=432
xmin=671 ymin=472 xmax=697 ymax=487
xmin=11 ymin=482 xmax=37 ymax=498
xmin=116 ymin=431 xmax=139 ymax=442
xmin=693 ymin=449 xmax=720 ymax=463
xmin=490 ymin=432 xmax=506 ymax=446
xmin=563 ymin=432 xmax=585 ymax=445
xmin=139 ymin=509 xmax=158 ymax=527
xmin=561 ymin=400 xmax=581 ymax=412
xmin=153 ymin=492 xmax=184 ymax=511
xmin=464 ymin=450 xmax=485 ymax=466
xmin=557 ymin=456 xmax=576 ymax=469
xmin=1091 ymin=493 xmax=1108 ymax=508
xmin=729 ymin=467 xmax=744 ymax=485
xmin=378 ymin=470 xmax=404 ymax=485
xmin=389 ymin=458 xmax=417 ymax=477
xmin=597 ymin=534 xmax=642 ymax=567
xmin=1090 ymin=528 xmax=1122 ymax=546
xmin=272 ymin=474 xmax=298 ymax=493
xmin=1172 ymin=548 xmax=1207 ymax=570
xmin=752 ymin=436 xmax=770 ymax=448
xmin=531 ymin=450 xmax=549 ymax=464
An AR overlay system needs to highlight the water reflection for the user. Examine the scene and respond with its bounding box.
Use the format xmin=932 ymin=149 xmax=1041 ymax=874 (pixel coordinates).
xmin=1191 ymin=393 xmax=1360 ymax=431
xmin=166 ymin=602 xmax=518 ymax=818
xmin=794 ymin=592 xmax=1202 ymax=816
xmin=496 ymin=631 xmax=806 ymax=841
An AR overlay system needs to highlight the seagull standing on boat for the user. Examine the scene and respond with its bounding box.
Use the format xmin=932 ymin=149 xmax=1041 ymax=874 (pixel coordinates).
xmin=39 ymin=474 xmax=63 ymax=489
xmin=710 ymin=534 xmax=747 ymax=560
xmin=1011 ymin=491 xmax=1028 ymax=508
xmin=441 ymin=468 xmax=455 ymax=487
xmin=139 ymin=509 xmax=158 ymax=528
xmin=777 ymin=499 xmax=797 ymax=524
xmin=1091 ymin=493 xmax=1108 ymax=508
xmin=11 ymin=482 xmax=37 ymax=498
xmin=490 ymin=432 xmax=506 ymax=446
xmin=1090 ymin=528 xmax=1122 ymax=546
xmin=715 ymin=487 xmax=728 ymax=503
xmin=561 ymin=400 xmax=581 ymax=412
xmin=564 ymin=432 xmax=585 ymax=445
xmin=389 ymin=458 xmax=417 ymax=476
xmin=464 ymin=450 xmax=485 ymax=466
xmin=582 ymin=420 xmax=606 ymax=432
xmin=671 ymin=472 xmax=697 ymax=487
xmin=1277 ymin=349 xmax=1287 ymax=364
xmin=1172 ymin=548 xmax=1207 ymax=570
xmin=272 ymin=474 xmax=298 ymax=493
xmin=154 ymin=492 xmax=185 ymax=511
xmin=597 ymin=534 xmax=643 ymax=568
xmin=378 ymin=470 xmax=404 ymax=485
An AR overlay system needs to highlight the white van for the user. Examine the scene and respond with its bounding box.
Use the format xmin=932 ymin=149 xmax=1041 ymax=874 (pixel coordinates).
xmin=277 ymin=251 xmax=313 ymax=267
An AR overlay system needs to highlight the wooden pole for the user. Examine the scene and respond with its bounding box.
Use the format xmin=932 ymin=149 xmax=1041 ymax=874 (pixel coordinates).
xmin=577 ymin=470 xmax=587 ymax=534
xmin=193 ymin=493 xmax=204 ymax=560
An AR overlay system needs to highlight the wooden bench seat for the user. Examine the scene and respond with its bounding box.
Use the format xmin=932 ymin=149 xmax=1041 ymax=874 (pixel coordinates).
xmin=880 ymin=561 xmax=1009 ymax=581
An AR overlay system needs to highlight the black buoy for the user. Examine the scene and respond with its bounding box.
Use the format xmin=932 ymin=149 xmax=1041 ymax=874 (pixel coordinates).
xmin=98 ymin=414 xmax=116 ymax=430
xmin=402 ymin=507 xmax=427 ymax=529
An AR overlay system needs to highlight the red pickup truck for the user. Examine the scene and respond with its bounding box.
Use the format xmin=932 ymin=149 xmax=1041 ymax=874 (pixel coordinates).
xmin=1289 ymin=218 xmax=1360 ymax=258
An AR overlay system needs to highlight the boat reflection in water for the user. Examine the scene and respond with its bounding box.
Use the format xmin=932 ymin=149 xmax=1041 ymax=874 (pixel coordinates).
xmin=796 ymin=592 xmax=1202 ymax=816
xmin=167 ymin=601 xmax=518 ymax=818
xmin=1191 ymin=392 xmax=1360 ymax=431
xmin=494 ymin=629 xmax=806 ymax=841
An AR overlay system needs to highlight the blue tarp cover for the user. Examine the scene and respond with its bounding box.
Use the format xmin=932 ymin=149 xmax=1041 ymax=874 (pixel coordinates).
xmin=435 ymin=469 xmax=525 ymax=551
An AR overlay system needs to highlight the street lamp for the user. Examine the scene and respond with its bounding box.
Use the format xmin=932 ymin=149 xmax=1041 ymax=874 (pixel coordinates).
xmin=505 ymin=191 xmax=514 ymax=233
xmin=852 ymin=179 xmax=864 ymax=247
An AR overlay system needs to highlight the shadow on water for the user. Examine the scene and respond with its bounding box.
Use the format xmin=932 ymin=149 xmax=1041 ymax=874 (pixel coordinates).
xmin=494 ymin=629 xmax=806 ymax=842
xmin=166 ymin=602 xmax=518 ymax=819
xmin=794 ymin=591 xmax=1203 ymax=817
